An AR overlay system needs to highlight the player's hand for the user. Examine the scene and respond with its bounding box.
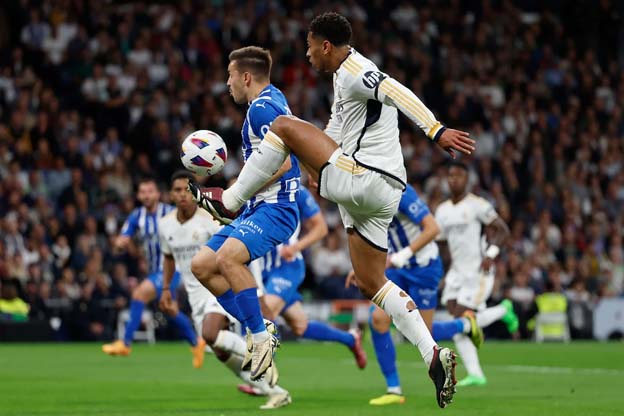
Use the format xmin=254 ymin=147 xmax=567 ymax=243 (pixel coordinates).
xmin=436 ymin=128 xmax=475 ymax=159
xmin=480 ymin=257 xmax=495 ymax=273
xmin=279 ymin=245 xmax=298 ymax=261
xmin=159 ymin=289 xmax=175 ymax=314
xmin=389 ymin=247 xmax=413 ymax=268
xmin=345 ymin=270 xmax=358 ymax=288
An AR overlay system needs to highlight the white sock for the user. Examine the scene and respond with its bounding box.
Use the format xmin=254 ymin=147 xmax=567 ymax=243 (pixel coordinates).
xmin=372 ymin=280 xmax=436 ymax=366
xmin=213 ymin=330 xmax=247 ymax=356
xmin=476 ymin=305 xmax=507 ymax=328
xmin=222 ymin=131 xmax=290 ymax=211
xmin=453 ymin=333 xmax=484 ymax=377
xmin=223 ymin=347 xmax=287 ymax=395
xmin=387 ymin=386 xmax=403 ymax=395
xmin=252 ymin=330 xmax=270 ymax=343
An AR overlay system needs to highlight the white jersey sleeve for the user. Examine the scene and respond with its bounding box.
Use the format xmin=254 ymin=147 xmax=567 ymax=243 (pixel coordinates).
xmin=346 ymin=67 xmax=446 ymax=141
xmin=434 ymin=205 xmax=447 ymax=241
xmin=325 ymin=80 xmax=343 ymax=144
xmin=475 ymin=197 xmax=499 ymax=225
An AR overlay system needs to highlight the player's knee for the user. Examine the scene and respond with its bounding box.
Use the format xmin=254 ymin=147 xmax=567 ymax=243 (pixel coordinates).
xmin=370 ymin=308 xmax=391 ymax=332
xmin=191 ymin=253 xmax=216 ymax=281
xmin=202 ymin=326 xmax=219 ymax=346
xmin=270 ymin=115 xmax=293 ymax=138
xmin=215 ymin=249 xmax=241 ymax=274
xmin=291 ymin=320 xmax=308 ymax=337
xmin=131 ymin=286 xmax=149 ymax=303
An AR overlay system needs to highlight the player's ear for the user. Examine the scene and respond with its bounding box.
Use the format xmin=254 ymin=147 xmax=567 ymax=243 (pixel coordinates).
xmin=243 ymin=71 xmax=252 ymax=86
xmin=322 ymin=39 xmax=331 ymax=55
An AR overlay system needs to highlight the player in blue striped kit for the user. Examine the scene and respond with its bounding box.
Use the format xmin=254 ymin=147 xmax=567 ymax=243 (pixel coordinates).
xmin=189 ymin=46 xmax=299 ymax=385
xmin=102 ymin=177 xmax=203 ymax=366
xmin=361 ymin=184 xmax=483 ymax=405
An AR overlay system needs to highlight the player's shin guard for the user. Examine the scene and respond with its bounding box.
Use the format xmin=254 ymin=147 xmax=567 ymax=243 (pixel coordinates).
xmin=216 ymin=289 xmax=245 ymax=323
xmin=123 ymin=300 xmax=145 ymax=346
xmin=222 ymin=131 xmax=290 ymax=211
xmin=372 ymin=280 xmax=436 ymax=366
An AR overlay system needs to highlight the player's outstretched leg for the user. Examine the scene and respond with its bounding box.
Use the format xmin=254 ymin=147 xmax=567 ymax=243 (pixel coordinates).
xmin=281 ymin=302 xmax=367 ymax=369
xmin=197 ymin=116 xmax=337 ymax=216
xmin=349 ymin=233 xmax=456 ymax=408
xmin=368 ymin=305 xmax=405 ymax=405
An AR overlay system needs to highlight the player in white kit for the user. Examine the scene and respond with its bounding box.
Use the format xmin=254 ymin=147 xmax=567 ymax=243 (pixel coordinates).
xmin=435 ymin=162 xmax=517 ymax=387
xmin=190 ymin=12 xmax=476 ymax=409
xmin=158 ymin=171 xmax=291 ymax=409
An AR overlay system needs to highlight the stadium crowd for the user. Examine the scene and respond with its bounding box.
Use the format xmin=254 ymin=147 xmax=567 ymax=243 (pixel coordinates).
xmin=0 ymin=1 xmax=622 ymax=340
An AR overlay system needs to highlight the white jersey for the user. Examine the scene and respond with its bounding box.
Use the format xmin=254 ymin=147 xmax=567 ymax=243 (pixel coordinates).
xmin=326 ymin=48 xmax=446 ymax=188
xmin=158 ymin=208 xmax=222 ymax=293
xmin=435 ymin=193 xmax=499 ymax=274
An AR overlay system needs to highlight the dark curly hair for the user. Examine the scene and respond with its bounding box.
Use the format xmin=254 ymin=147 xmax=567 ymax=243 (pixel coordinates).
xmin=309 ymin=12 xmax=352 ymax=46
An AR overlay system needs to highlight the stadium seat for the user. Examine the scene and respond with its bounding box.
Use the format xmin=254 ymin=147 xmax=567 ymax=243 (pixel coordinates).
xmin=116 ymin=309 xmax=156 ymax=344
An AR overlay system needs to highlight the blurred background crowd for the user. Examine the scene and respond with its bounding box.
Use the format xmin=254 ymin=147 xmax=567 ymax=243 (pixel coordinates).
xmin=0 ymin=0 xmax=623 ymax=341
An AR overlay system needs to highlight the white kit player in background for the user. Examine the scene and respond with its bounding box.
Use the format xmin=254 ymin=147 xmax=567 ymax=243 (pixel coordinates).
xmin=435 ymin=162 xmax=518 ymax=387
xmin=159 ymin=171 xmax=291 ymax=409
xmin=191 ymin=12 xmax=476 ymax=409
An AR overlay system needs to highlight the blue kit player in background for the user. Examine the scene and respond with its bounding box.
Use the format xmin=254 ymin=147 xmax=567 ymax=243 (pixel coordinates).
xmin=259 ymin=186 xmax=367 ymax=368
xmin=347 ymin=184 xmax=483 ymax=406
xmin=102 ymin=177 xmax=203 ymax=367
xmin=189 ymin=46 xmax=299 ymax=385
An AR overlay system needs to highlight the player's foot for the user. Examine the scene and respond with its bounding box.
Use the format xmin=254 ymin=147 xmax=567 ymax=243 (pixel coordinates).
xmin=191 ymin=337 xmax=206 ymax=368
xmin=237 ymin=384 xmax=266 ymax=397
xmin=348 ymin=328 xmax=367 ymax=369
xmin=242 ymin=320 xmax=278 ymax=372
xmin=260 ymin=392 xmax=292 ymax=410
xmin=369 ymin=393 xmax=406 ymax=406
xmin=463 ymin=310 xmax=484 ymax=349
xmin=102 ymin=340 xmax=131 ymax=356
xmin=457 ymin=375 xmax=487 ymax=387
xmin=187 ymin=182 xmax=240 ymax=224
xmin=428 ymin=346 xmax=457 ymax=409
xmin=500 ymin=299 xmax=519 ymax=333
xmin=250 ymin=333 xmax=280 ymax=382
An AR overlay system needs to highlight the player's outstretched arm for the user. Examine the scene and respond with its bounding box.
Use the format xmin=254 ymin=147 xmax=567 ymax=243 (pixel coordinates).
xmin=159 ymin=254 xmax=177 ymax=314
xmin=390 ymin=213 xmax=440 ymax=268
xmin=354 ymin=73 xmax=475 ymax=157
xmin=281 ymin=211 xmax=328 ymax=261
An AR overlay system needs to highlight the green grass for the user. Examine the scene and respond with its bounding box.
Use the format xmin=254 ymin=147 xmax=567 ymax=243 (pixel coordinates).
xmin=1 ymin=341 xmax=622 ymax=415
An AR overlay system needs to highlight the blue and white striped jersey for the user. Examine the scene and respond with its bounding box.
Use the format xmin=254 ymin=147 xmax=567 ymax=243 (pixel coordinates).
xmin=262 ymin=186 xmax=320 ymax=272
xmin=388 ymin=184 xmax=439 ymax=268
xmin=242 ymin=84 xmax=300 ymax=207
xmin=120 ymin=202 xmax=174 ymax=274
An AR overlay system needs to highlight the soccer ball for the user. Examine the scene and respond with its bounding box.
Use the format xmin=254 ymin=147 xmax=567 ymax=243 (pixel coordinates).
xmin=180 ymin=130 xmax=227 ymax=176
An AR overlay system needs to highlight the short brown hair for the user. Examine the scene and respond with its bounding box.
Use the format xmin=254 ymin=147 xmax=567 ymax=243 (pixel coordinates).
xmin=229 ymin=46 xmax=272 ymax=80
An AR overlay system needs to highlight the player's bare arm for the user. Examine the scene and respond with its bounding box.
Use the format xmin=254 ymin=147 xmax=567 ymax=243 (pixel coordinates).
xmin=159 ymin=253 xmax=177 ymax=314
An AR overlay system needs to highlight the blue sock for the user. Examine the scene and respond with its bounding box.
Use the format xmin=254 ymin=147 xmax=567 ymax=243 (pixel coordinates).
xmin=171 ymin=312 xmax=197 ymax=346
xmin=302 ymin=321 xmax=355 ymax=348
xmin=235 ymin=288 xmax=265 ymax=334
xmin=432 ymin=319 xmax=464 ymax=341
xmin=369 ymin=313 xmax=400 ymax=389
xmin=216 ymin=289 xmax=244 ymax=323
xmin=123 ymin=300 xmax=145 ymax=346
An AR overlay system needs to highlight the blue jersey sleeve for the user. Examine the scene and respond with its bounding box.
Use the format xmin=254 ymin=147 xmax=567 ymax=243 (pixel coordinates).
xmin=398 ymin=185 xmax=430 ymax=225
xmin=120 ymin=209 xmax=140 ymax=237
xmin=297 ymin=187 xmax=321 ymax=221
xmin=248 ymin=100 xmax=283 ymax=139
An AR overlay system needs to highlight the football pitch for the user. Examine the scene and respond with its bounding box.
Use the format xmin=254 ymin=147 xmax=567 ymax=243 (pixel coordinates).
xmin=1 ymin=341 xmax=622 ymax=416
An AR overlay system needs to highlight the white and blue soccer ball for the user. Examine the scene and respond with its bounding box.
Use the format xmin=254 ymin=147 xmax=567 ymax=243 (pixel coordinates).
xmin=180 ymin=130 xmax=227 ymax=177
